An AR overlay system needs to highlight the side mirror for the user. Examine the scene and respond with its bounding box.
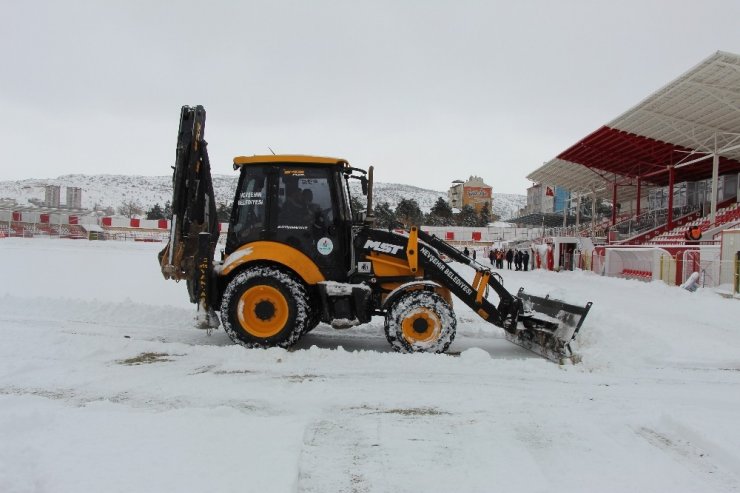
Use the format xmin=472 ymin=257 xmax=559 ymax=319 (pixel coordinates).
xmin=360 ymin=176 xmax=368 ymax=195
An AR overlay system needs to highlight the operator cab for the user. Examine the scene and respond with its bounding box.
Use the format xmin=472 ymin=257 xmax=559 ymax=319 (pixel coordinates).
xmin=226 ymin=155 xmax=365 ymax=281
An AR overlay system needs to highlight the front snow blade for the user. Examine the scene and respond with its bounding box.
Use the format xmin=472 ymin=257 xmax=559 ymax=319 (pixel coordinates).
xmin=505 ymin=288 xmax=593 ymax=364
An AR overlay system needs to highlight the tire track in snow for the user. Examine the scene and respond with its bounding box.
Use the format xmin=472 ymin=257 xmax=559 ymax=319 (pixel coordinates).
xmin=296 ymin=416 xmax=381 ymax=493
xmin=0 ymin=385 xmax=270 ymax=415
xmin=295 ymin=407 xmax=486 ymax=493
xmin=636 ymin=426 xmax=739 ymax=491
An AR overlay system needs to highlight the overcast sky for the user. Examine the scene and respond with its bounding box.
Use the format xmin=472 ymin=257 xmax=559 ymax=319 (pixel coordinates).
xmin=2 ymin=1 xmax=739 ymax=194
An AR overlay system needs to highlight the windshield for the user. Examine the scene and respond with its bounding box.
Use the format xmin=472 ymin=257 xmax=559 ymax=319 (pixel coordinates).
xmin=277 ymin=166 xmax=335 ymax=227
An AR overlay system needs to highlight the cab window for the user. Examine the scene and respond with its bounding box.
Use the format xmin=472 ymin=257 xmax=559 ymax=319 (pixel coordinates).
xmin=231 ymin=166 xmax=267 ymax=246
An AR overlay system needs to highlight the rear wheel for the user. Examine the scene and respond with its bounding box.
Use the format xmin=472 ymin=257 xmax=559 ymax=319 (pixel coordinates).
xmin=220 ymin=266 xmax=309 ymax=348
xmin=384 ymin=290 xmax=456 ymax=353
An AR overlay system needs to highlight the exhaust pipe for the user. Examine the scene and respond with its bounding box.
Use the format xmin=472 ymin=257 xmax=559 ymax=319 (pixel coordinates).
xmin=365 ymin=165 xmax=375 ymax=227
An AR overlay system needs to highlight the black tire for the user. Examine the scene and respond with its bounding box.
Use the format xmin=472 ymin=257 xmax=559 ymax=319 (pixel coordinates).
xmin=304 ymin=290 xmax=322 ymax=334
xmin=384 ymin=290 xmax=456 ymax=353
xmin=220 ymin=266 xmax=309 ymax=348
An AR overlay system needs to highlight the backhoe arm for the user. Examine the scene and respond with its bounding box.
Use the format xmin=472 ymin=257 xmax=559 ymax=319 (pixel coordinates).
xmin=158 ymin=106 xmax=219 ymax=325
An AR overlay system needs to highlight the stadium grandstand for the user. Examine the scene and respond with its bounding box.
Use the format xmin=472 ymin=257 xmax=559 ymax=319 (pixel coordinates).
xmin=523 ymin=50 xmax=740 ymax=292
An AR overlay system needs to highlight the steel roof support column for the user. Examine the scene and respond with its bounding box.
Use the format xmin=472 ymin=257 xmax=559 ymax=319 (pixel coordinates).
xmin=667 ymin=165 xmax=675 ymax=230
xmin=636 ymin=178 xmax=642 ymax=217
xmin=576 ymin=194 xmax=581 ymax=229
xmin=711 ymin=133 xmax=719 ymax=224
xmin=611 ymin=178 xmax=618 ymax=226
xmin=563 ymin=196 xmax=567 ymax=228
xmin=591 ymin=188 xmax=597 ymax=234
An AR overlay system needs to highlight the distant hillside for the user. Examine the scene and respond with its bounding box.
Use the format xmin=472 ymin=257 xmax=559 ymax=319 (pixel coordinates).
xmin=0 ymin=174 xmax=526 ymax=221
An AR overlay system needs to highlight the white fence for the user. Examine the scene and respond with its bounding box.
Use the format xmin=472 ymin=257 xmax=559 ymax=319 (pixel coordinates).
xmin=582 ymin=247 xmax=732 ymax=288
xmin=421 ymin=225 xmax=544 ymax=245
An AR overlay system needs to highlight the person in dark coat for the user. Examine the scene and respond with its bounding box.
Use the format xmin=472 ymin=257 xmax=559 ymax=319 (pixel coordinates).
xmin=463 ymin=246 xmax=470 ymax=257
xmin=523 ymin=250 xmax=530 ymax=271
xmin=472 ymin=249 xmax=476 ymax=261
xmin=506 ymin=249 xmax=513 ymax=269
xmin=488 ymin=249 xmax=495 ymax=267
xmin=514 ymin=250 xmax=522 ymax=270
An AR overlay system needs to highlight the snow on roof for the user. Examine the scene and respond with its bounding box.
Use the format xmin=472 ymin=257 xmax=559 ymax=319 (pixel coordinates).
xmin=528 ymin=51 xmax=740 ymax=199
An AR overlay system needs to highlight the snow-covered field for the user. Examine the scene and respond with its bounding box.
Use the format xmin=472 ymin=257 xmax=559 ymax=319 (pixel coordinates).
xmin=1 ymin=238 xmax=739 ymax=492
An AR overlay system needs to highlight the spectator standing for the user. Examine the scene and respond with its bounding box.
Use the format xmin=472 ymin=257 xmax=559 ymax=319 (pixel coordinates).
xmin=523 ymin=250 xmax=530 ymax=271
xmin=506 ymin=249 xmax=514 ymax=269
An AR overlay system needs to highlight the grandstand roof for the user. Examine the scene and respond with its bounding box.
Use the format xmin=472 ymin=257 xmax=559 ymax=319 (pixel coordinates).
xmin=528 ymin=51 xmax=740 ymax=201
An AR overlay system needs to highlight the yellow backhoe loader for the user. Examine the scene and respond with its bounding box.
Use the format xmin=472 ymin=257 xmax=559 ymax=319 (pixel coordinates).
xmin=159 ymin=106 xmax=592 ymax=363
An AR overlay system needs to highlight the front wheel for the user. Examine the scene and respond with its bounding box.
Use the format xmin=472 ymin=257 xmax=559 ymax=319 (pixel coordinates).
xmin=220 ymin=266 xmax=309 ymax=348
xmin=384 ymin=290 xmax=456 ymax=353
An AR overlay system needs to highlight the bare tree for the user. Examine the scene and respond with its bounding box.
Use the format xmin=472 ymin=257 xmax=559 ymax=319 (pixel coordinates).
xmin=118 ymin=200 xmax=144 ymax=218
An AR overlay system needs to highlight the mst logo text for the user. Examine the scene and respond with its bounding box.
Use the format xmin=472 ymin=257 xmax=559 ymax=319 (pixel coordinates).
xmin=363 ymin=240 xmax=404 ymax=255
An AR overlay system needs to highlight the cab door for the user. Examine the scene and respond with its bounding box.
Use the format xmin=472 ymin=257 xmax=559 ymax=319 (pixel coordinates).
xmin=226 ymin=164 xmax=271 ymax=255
xmin=274 ymin=165 xmax=348 ymax=280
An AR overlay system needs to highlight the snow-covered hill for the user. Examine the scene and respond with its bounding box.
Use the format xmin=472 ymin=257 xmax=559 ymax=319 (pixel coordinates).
xmin=0 ymin=174 xmax=526 ymax=220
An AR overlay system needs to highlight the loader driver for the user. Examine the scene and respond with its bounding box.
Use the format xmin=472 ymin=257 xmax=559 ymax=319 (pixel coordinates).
xmin=302 ymin=189 xmax=326 ymax=228
xmin=282 ymin=188 xmax=310 ymax=224
xmin=302 ymin=188 xmax=316 ymax=212
xmin=305 ymin=188 xmax=333 ymax=235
